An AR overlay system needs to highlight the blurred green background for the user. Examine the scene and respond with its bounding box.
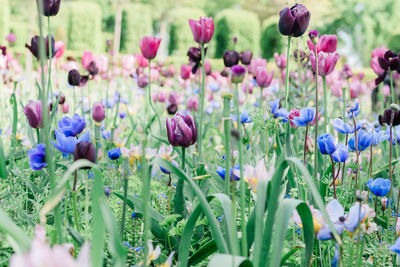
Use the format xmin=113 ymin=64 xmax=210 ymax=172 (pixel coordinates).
xmin=2 ymin=0 xmax=400 ymax=67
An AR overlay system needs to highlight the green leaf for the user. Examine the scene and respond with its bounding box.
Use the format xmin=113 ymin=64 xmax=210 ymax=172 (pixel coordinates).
xmin=0 ymin=208 xmax=30 ymax=252
xmin=0 ymin=138 xmax=7 ymax=179
xmin=268 ymin=199 xmax=313 ymax=267
xmin=208 ymin=254 xmax=253 ymax=267
xmin=67 ymin=226 xmax=85 ymax=246
xmin=188 ymin=239 xmax=217 ymax=266
xmin=155 ymin=157 xmax=229 ymax=254
xmin=280 ymin=246 xmax=303 ymax=266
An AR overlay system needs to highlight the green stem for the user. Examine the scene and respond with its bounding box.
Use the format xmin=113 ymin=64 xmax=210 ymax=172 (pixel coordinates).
xmin=234 ymin=83 xmax=247 ymax=256
xmin=110 ymin=94 xmax=121 ymax=142
xmin=47 ymin=16 xmax=52 ymax=97
xmin=120 ymin=158 xmax=129 ymax=238
xmin=72 ymin=171 xmax=80 ymax=231
xmin=142 ymin=162 xmax=151 ymax=266
xmin=314 ymin=44 xmax=319 ymax=186
xmin=387 ymin=117 xmax=394 ymax=243
xmin=173 ymin=148 xmax=185 ymax=216
xmin=323 ymin=76 xmax=328 ymax=133
xmin=342 ymin=86 xmax=346 ymax=120
xmin=73 ymin=86 xmax=76 ymax=115
xmin=198 ymin=44 xmax=206 ymax=162
xmin=390 ymin=71 xmax=396 ymax=104
xmin=284 ymin=36 xmax=291 ymax=109
xmin=95 ymin=124 xmax=100 ymax=153
xmin=223 ymin=95 xmax=232 ymax=196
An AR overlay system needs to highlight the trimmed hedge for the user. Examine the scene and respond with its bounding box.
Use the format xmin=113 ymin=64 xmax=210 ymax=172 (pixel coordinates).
xmin=120 ymin=3 xmax=152 ymax=53
xmin=260 ymin=17 xmax=283 ymax=60
xmin=0 ymin=0 xmax=10 ymax=41
xmin=63 ymin=2 xmax=102 ymax=52
xmin=168 ymin=8 xmax=206 ymax=56
xmin=214 ymin=9 xmax=260 ymax=58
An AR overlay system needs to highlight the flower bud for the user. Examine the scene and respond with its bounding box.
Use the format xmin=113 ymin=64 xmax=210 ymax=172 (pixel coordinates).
xmin=278 ymin=4 xmax=311 ymax=37
xmin=167 ymin=103 xmax=178 ymax=115
xmin=74 ymin=141 xmax=96 ymax=167
xmin=23 ymin=100 xmax=43 ymax=129
xmin=308 ymin=30 xmax=319 ymax=44
xmin=239 ymin=51 xmax=253 ymax=65
xmin=231 ymin=65 xmax=246 ymax=84
xmin=68 ymin=69 xmax=81 ymax=86
xmin=139 ymin=36 xmax=161 ymax=60
xmin=189 ymin=17 xmax=214 ymax=44
xmin=223 ymin=50 xmax=239 ymax=67
xmin=92 ymin=102 xmax=105 ymax=123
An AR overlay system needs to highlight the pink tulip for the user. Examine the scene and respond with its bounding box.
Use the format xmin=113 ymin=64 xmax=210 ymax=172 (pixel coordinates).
xmin=383 ymin=84 xmax=390 ymax=96
xmin=180 ymin=64 xmax=191 ymax=80
xmin=371 ymin=46 xmax=387 ymax=58
xmin=121 ymin=55 xmax=134 ymax=72
xmin=307 ymin=34 xmax=337 ymax=53
xmin=242 ymin=82 xmax=254 ymax=94
xmin=136 ymin=54 xmax=149 ymax=68
xmin=152 ymin=91 xmax=159 ymax=102
xmin=248 ymin=58 xmax=267 ymax=75
xmin=204 ymin=60 xmax=211 ymax=75
xmin=310 ymin=52 xmax=340 ymax=77
xmin=54 ymin=41 xmax=65 ymax=58
xmin=371 ymin=56 xmax=385 ymax=75
xmin=256 ymin=67 xmax=274 ymax=88
xmin=94 ymin=54 xmax=108 ymax=73
xmin=61 ymin=103 xmax=69 ymax=113
xmin=81 ymin=50 xmax=94 ymax=69
xmin=274 ymin=53 xmax=287 ymax=69
xmin=139 ymin=36 xmax=161 ymax=60
xmin=158 ymin=91 xmax=167 ymax=103
xmin=5 ymin=32 xmax=16 ymax=44
xmin=187 ymin=96 xmax=199 ymax=112
xmin=150 ymin=68 xmax=159 ymax=82
xmin=189 ymin=17 xmax=214 ymax=44
xmin=289 ymin=109 xmax=300 ymax=128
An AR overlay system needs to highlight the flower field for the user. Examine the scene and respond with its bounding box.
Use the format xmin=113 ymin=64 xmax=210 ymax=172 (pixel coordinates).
xmin=1 ymin=0 xmax=400 ymax=266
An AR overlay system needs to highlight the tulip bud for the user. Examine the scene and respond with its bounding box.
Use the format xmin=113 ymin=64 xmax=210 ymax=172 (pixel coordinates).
xmin=37 ymin=0 xmax=61 ymax=17
xmin=239 ymin=51 xmax=253 ymax=65
xmin=278 ymin=4 xmax=311 ymax=37
xmin=74 ymin=141 xmax=96 ymax=167
xmin=231 ymin=65 xmax=246 ymax=84
xmin=68 ymin=69 xmax=81 ymax=86
xmin=223 ymin=50 xmax=239 ymax=67
xmin=23 ymin=100 xmax=43 ymax=129
xmin=167 ymin=103 xmax=178 ymax=115
xmin=391 ymin=103 xmax=400 ymax=111
xmin=308 ymin=30 xmax=319 ymax=44
xmin=166 ymin=113 xmax=197 ymax=147
xmin=137 ymin=75 xmax=148 ymax=88
xmin=180 ymin=64 xmax=191 ymax=80
xmin=92 ymin=102 xmax=105 ymax=123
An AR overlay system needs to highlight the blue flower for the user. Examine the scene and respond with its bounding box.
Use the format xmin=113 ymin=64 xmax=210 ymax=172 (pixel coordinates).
xmin=367 ymin=178 xmax=391 ymax=197
xmin=269 ymin=99 xmax=280 ymax=114
xmin=344 ymin=203 xmax=366 ymax=233
xmin=317 ymin=223 xmax=344 ymax=241
xmin=331 ymin=243 xmax=339 ymax=267
xmin=240 ymin=110 xmax=252 ymax=123
xmin=102 ymin=130 xmax=111 ymax=140
xmin=160 ymin=160 xmax=178 ymax=174
xmin=28 ymin=144 xmax=47 ymax=171
xmin=274 ymin=108 xmax=289 ymax=122
xmin=331 ymin=144 xmax=349 ymax=162
xmin=108 ymin=148 xmax=121 ymax=160
xmin=293 ymin=107 xmax=316 ymax=127
xmin=371 ymin=131 xmax=389 ymax=145
xmin=58 ymin=114 xmax=86 ymax=137
xmin=348 ymin=130 xmax=372 ymax=151
xmin=317 ymin=133 xmax=336 ymax=155
xmin=119 ymin=112 xmax=126 ymax=119
xmin=131 ymin=212 xmax=139 ymax=219
xmin=347 ymin=101 xmax=360 ymax=118
xmin=104 ymin=187 xmax=111 ymax=197
xmin=330 ymin=118 xmax=360 ymax=134
xmin=52 ymin=130 xmax=90 ymax=154
xmin=217 ymin=165 xmax=240 ymax=181
xmin=389 ymin=236 xmax=400 ymax=254
xmin=208 ymin=82 xmax=220 ymax=92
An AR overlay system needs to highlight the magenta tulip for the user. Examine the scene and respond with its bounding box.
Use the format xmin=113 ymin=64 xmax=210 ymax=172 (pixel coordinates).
xmin=189 ymin=17 xmax=214 ymax=44
xmin=23 ymin=100 xmax=43 ymax=129
xmin=310 ymin=52 xmax=340 ymax=77
xmin=274 ymin=53 xmax=287 ymax=69
xmin=180 ymin=64 xmax=191 ymax=80
xmin=92 ymin=102 xmax=105 ymax=123
xmin=256 ymin=67 xmax=274 ymax=88
xmin=307 ymin=34 xmax=337 ymax=54
xmin=139 ymin=36 xmax=161 ymax=60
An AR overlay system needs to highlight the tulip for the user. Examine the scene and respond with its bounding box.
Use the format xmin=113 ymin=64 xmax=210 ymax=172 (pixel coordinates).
xmin=274 ymin=53 xmax=287 ymax=69
xmin=28 ymin=144 xmax=47 ymax=171
xmin=223 ymin=50 xmax=239 ymax=67
xmin=231 ymin=65 xmax=246 ymax=84
xmin=379 ymin=109 xmax=400 ymax=126
xmin=25 ymin=35 xmax=56 ymax=60
xmin=180 ymin=64 xmax=191 ymax=80
xmin=367 ymin=178 xmax=391 ymax=197
xmin=81 ymin=50 xmax=94 ymax=69
xmin=309 ymin=51 xmax=340 ymax=77
xmin=166 ymin=113 xmax=197 ymax=148
xmin=307 ymin=34 xmax=337 ymax=54
xmin=248 ymin=57 xmax=267 ymax=75
xmin=139 ymin=36 xmax=161 ymax=60
xmin=239 ymin=51 xmax=253 ymax=65
xmin=278 ymin=4 xmax=311 ymax=37
xmin=37 ymin=0 xmax=61 ymax=16
xmin=54 ymin=40 xmax=65 ymax=58
xmin=137 ymin=75 xmax=149 ymax=88
xmin=87 ymin=61 xmax=99 ymax=76
xmin=58 ymin=114 xmax=86 ymax=137
xmin=256 ymin=67 xmax=274 ymax=88
xmin=289 ymin=109 xmax=300 ymax=128
xmin=167 ymin=103 xmax=178 ymax=115
xmin=188 ymin=17 xmax=214 ymax=44
xmin=74 ymin=141 xmax=96 ymax=165
xmin=204 ymin=60 xmax=212 ymax=75
xmin=108 ymin=148 xmax=121 ymax=160
xmin=6 ymin=33 xmax=16 ymax=44
xmin=187 ymin=46 xmax=203 ymax=74
xmin=187 ymin=97 xmax=199 ymax=112
xmin=23 ymin=100 xmax=43 ymax=129
xmin=331 ymin=144 xmax=349 ymax=162
xmin=340 ymin=64 xmax=352 ymax=79
xmin=242 ymin=82 xmax=254 ymax=94
xmin=92 ymin=102 xmax=105 ymax=123
xmin=317 ymin=133 xmax=336 ymax=155
xmin=68 ymin=69 xmax=81 ymax=86
xmin=61 ymin=103 xmax=69 ymax=113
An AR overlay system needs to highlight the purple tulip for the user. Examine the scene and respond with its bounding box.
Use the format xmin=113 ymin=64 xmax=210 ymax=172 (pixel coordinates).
xmin=68 ymin=69 xmax=81 ymax=86
xmin=74 ymin=141 xmax=96 ymax=168
xmin=239 ymin=51 xmax=253 ymax=65
xmin=310 ymin=52 xmax=340 ymax=77
xmin=256 ymin=67 xmax=274 ymax=88
xmin=37 ymin=0 xmax=61 ymax=16
xmin=278 ymin=4 xmax=311 ymax=37
xmin=23 ymin=100 xmax=43 ymax=129
xmin=92 ymin=102 xmax=105 ymax=123
xmin=25 ymin=35 xmax=57 ymax=60
xmin=166 ymin=113 xmax=197 ymax=147
xmin=223 ymin=50 xmax=239 ymax=67
xmin=231 ymin=65 xmax=246 ymax=83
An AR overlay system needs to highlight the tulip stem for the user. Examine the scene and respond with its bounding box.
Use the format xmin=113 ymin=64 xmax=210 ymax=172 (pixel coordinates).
xmin=111 ymin=94 xmax=120 ymax=142
xmin=148 ymin=60 xmax=162 ymax=133
xmin=329 ymin=155 xmax=337 ymax=199
xmin=303 ymin=124 xmax=309 ymax=165
xmin=322 ymin=76 xmax=328 ymax=132
xmin=73 ymin=86 xmax=76 ymax=114
xmin=387 ymin=114 xmax=394 ymax=243
xmin=390 ymin=71 xmax=396 ymax=104
xmin=198 ymin=44 xmax=206 ymax=163
xmin=173 ymin=148 xmax=185 ymax=216
xmin=94 ymin=123 xmax=100 ymax=153
xmin=234 ymin=83 xmax=247 ymax=256
xmin=47 ymin=16 xmax=52 ymax=97
xmin=284 ymin=36 xmax=291 ymax=109
xmin=120 ymin=158 xmax=129 ymax=239
xmin=314 ymin=44 xmax=319 ymax=186
xmin=223 ymin=95 xmax=232 ymax=196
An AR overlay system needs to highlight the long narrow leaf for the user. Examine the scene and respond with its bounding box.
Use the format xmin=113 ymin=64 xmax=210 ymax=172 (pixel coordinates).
xmin=0 ymin=209 xmax=30 ymax=252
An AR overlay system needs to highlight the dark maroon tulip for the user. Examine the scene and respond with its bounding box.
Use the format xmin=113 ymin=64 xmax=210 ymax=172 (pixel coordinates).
xmin=223 ymin=50 xmax=239 ymax=67
xmin=74 ymin=141 xmax=96 ymax=167
xmin=166 ymin=113 xmax=197 ymax=147
xmin=137 ymin=75 xmax=148 ymax=88
xmin=379 ymin=109 xmax=400 ymax=126
xmin=25 ymin=35 xmax=56 ymax=60
xmin=167 ymin=103 xmax=178 ymax=115
xmin=68 ymin=69 xmax=81 ymax=86
xmin=92 ymin=102 xmax=105 ymax=123
xmin=187 ymin=46 xmax=207 ymax=74
xmin=378 ymin=50 xmax=399 ymax=71
xmin=87 ymin=61 xmax=99 ymax=76
xmin=0 ymin=46 xmax=6 ymax=56
xmin=79 ymin=75 xmax=89 ymax=87
xmin=59 ymin=95 xmax=66 ymax=105
xmin=37 ymin=0 xmax=61 ymax=16
xmin=231 ymin=65 xmax=246 ymax=83
xmin=239 ymin=51 xmax=253 ymax=65
xmin=278 ymin=4 xmax=311 ymax=37
xmin=23 ymin=100 xmax=43 ymax=129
